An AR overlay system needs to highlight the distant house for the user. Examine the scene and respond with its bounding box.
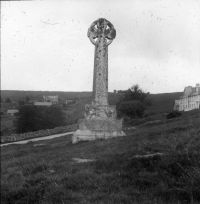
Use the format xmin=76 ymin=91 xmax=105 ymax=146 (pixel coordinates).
xmin=174 ymin=84 xmax=200 ymax=112
xmin=33 ymin=95 xmax=59 ymax=106
xmin=65 ymin=99 xmax=74 ymax=105
xmin=7 ymin=109 xmax=19 ymax=116
xmin=43 ymin=96 xmax=58 ymax=104
xmin=33 ymin=101 xmax=52 ymax=106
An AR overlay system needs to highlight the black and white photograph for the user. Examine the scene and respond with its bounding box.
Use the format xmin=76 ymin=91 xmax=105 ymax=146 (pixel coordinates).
xmin=1 ymin=0 xmax=200 ymax=203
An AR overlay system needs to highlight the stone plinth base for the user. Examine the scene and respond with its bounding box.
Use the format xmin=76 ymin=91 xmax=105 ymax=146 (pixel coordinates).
xmin=72 ymin=129 xmax=125 ymax=144
xmin=72 ymin=118 xmax=126 ymax=144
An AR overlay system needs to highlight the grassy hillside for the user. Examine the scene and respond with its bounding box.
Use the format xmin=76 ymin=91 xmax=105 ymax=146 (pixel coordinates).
xmin=1 ymin=110 xmax=200 ymax=204
xmin=146 ymin=92 xmax=182 ymax=114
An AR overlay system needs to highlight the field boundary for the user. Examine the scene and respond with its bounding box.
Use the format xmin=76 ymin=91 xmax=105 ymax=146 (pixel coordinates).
xmin=1 ymin=131 xmax=74 ymax=147
xmin=1 ymin=124 xmax=77 ymax=144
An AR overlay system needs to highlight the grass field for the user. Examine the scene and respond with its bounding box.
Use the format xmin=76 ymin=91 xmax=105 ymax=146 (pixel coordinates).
xmin=1 ymin=110 xmax=200 ymax=204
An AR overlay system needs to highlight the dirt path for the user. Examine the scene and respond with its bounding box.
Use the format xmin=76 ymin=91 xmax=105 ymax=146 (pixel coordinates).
xmin=1 ymin=132 xmax=74 ymax=147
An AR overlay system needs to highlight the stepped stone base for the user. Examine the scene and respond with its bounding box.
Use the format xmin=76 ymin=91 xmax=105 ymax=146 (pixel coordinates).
xmin=72 ymin=118 xmax=126 ymax=144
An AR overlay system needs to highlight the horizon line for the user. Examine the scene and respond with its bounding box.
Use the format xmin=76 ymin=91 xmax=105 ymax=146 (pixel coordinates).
xmin=1 ymin=89 xmax=183 ymax=95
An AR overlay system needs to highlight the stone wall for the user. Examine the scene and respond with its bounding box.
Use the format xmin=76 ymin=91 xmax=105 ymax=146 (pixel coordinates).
xmin=1 ymin=124 xmax=77 ymax=143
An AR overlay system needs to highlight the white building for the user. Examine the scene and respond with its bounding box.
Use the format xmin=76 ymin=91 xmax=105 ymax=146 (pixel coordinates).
xmin=43 ymin=96 xmax=58 ymax=104
xmin=65 ymin=99 xmax=74 ymax=104
xmin=33 ymin=101 xmax=52 ymax=106
xmin=174 ymin=84 xmax=200 ymax=111
xmin=7 ymin=109 xmax=19 ymax=116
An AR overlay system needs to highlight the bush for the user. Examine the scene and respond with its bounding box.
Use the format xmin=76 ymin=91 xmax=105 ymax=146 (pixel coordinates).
xmin=166 ymin=111 xmax=182 ymax=119
xmin=116 ymin=85 xmax=150 ymax=118
xmin=117 ymin=100 xmax=145 ymax=118
xmin=16 ymin=105 xmax=66 ymax=133
xmin=123 ymin=85 xmax=150 ymax=103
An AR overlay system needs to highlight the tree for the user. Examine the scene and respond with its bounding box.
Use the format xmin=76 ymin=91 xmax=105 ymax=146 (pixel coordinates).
xmin=25 ymin=96 xmax=30 ymax=103
xmin=117 ymin=100 xmax=145 ymax=118
xmin=117 ymin=84 xmax=150 ymax=118
xmin=123 ymin=85 xmax=150 ymax=104
xmin=16 ymin=105 xmax=66 ymax=133
xmin=5 ymin=97 xmax=11 ymax=103
xmin=18 ymin=100 xmax=25 ymax=106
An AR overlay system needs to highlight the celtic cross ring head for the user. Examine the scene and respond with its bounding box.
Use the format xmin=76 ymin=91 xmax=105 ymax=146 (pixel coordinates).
xmin=87 ymin=18 xmax=116 ymax=46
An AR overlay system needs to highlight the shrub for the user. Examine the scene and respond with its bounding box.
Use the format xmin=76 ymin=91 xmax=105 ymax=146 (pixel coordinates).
xmin=123 ymin=85 xmax=150 ymax=103
xmin=166 ymin=111 xmax=182 ymax=119
xmin=16 ymin=105 xmax=66 ymax=133
xmin=117 ymin=100 xmax=145 ymax=118
xmin=116 ymin=85 xmax=150 ymax=118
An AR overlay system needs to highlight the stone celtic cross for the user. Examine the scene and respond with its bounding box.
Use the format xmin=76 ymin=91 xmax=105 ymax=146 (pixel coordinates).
xmin=88 ymin=18 xmax=116 ymax=106
xmin=72 ymin=18 xmax=125 ymax=144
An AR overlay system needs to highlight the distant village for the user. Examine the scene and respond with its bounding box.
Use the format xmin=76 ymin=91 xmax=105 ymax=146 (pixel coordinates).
xmin=1 ymin=95 xmax=76 ymax=117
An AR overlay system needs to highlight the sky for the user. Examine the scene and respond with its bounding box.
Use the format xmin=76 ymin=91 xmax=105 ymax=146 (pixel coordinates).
xmin=1 ymin=0 xmax=200 ymax=93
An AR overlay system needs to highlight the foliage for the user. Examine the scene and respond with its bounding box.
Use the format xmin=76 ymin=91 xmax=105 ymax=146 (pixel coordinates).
xmin=18 ymin=100 xmax=25 ymax=106
xmin=16 ymin=105 xmax=66 ymax=133
xmin=123 ymin=84 xmax=150 ymax=103
xmin=117 ymin=85 xmax=150 ymax=118
xmin=25 ymin=96 xmax=30 ymax=103
xmin=166 ymin=110 xmax=182 ymax=119
xmin=117 ymin=100 xmax=145 ymax=118
xmin=5 ymin=97 xmax=12 ymax=103
xmin=0 ymin=117 xmax=17 ymax=136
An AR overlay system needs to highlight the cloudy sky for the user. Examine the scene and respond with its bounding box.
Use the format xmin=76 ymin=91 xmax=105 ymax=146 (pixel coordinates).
xmin=1 ymin=0 xmax=200 ymax=93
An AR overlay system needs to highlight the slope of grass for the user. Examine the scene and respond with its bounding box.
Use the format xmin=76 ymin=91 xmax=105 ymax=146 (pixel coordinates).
xmin=1 ymin=111 xmax=200 ymax=204
xmin=146 ymin=92 xmax=182 ymax=114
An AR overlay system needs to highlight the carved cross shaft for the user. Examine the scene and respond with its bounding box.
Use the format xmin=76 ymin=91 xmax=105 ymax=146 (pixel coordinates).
xmin=88 ymin=18 xmax=116 ymax=106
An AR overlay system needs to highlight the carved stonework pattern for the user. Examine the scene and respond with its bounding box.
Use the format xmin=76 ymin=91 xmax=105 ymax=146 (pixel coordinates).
xmin=84 ymin=104 xmax=117 ymax=120
xmin=87 ymin=18 xmax=116 ymax=46
xmin=88 ymin=18 xmax=116 ymax=108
